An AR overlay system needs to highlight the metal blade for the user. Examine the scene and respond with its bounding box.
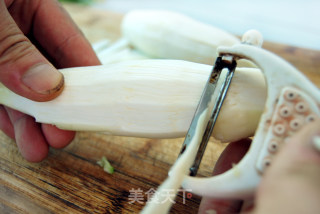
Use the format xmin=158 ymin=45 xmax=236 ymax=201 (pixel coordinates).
xmin=179 ymin=55 xmax=236 ymax=176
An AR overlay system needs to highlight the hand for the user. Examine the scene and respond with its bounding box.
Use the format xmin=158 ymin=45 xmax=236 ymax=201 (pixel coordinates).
xmin=198 ymin=120 xmax=320 ymax=214
xmin=0 ymin=0 xmax=100 ymax=162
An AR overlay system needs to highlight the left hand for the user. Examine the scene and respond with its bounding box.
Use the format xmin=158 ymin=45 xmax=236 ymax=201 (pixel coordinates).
xmin=0 ymin=0 xmax=100 ymax=162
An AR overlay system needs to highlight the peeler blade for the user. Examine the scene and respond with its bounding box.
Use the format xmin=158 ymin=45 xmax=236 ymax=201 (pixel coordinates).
xmin=179 ymin=55 xmax=237 ymax=176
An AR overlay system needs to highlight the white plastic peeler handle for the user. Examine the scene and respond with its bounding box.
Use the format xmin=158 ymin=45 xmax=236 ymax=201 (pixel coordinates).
xmin=181 ymin=39 xmax=320 ymax=199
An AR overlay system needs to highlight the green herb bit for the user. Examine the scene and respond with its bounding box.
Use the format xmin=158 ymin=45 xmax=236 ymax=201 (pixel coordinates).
xmin=97 ymin=156 xmax=114 ymax=174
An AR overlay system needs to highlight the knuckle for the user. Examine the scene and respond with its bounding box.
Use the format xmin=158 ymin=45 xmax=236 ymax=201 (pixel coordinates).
xmin=0 ymin=24 xmax=34 ymax=65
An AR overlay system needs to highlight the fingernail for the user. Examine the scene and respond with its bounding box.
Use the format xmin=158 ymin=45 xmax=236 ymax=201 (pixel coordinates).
xmin=22 ymin=64 xmax=63 ymax=94
xmin=312 ymin=136 xmax=320 ymax=152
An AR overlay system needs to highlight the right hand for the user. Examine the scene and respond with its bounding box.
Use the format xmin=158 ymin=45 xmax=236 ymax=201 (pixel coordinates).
xmin=198 ymin=120 xmax=320 ymax=214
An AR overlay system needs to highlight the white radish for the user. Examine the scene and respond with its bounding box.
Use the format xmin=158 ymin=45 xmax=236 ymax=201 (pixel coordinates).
xmin=0 ymin=60 xmax=265 ymax=142
xmin=121 ymin=10 xmax=254 ymax=67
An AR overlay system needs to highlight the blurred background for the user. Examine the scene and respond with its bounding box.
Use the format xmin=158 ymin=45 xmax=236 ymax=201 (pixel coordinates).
xmin=89 ymin=0 xmax=319 ymax=50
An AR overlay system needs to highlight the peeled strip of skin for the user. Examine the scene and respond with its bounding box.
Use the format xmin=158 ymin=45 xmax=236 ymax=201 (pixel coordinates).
xmin=121 ymin=10 xmax=254 ymax=67
xmin=141 ymin=109 xmax=209 ymax=214
xmin=0 ymin=60 xmax=266 ymax=142
xmin=93 ymin=38 xmax=149 ymax=65
xmin=97 ymin=44 xmax=149 ymax=65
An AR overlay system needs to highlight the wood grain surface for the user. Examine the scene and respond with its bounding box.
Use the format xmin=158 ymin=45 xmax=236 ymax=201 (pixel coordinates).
xmin=1 ymin=3 xmax=320 ymax=214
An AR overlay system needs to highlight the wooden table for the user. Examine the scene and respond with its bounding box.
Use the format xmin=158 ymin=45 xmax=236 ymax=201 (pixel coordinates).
xmin=1 ymin=3 xmax=320 ymax=214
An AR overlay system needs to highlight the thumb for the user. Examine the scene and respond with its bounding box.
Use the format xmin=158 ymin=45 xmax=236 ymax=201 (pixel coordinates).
xmin=0 ymin=2 xmax=64 ymax=102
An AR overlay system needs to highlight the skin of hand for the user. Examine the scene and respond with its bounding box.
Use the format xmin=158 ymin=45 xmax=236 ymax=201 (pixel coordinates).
xmin=0 ymin=0 xmax=100 ymax=162
xmin=198 ymin=120 xmax=320 ymax=214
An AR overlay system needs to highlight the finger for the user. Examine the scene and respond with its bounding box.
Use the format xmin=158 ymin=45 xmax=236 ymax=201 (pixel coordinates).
xmin=3 ymin=0 xmax=14 ymax=7
xmin=41 ymin=124 xmax=75 ymax=149
xmin=22 ymin=0 xmax=98 ymax=148
xmin=212 ymin=139 xmax=252 ymax=176
xmin=0 ymin=1 xmax=64 ymax=102
xmin=0 ymin=105 xmax=15 ymax=139
xmin=255 ymin=120 xmax=320 ymax=214
xmin=6 ymin=107 xmax=48 ymax=162
xmin=198 ymin=139 xmax=251 ymax=214
xmin=28 ymin=0 xmax=100 ymax=68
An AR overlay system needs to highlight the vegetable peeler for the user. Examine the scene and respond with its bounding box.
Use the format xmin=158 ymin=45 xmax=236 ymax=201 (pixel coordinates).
xmin=181 ymin=30 xmax=320 ymax=199
xmin=141 ymin=30 xmax=320 ymax=213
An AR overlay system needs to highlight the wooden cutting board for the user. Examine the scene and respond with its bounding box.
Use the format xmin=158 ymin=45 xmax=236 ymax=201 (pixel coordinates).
xmin=1 ymin=3 xmax=320 ymax=214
